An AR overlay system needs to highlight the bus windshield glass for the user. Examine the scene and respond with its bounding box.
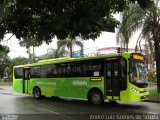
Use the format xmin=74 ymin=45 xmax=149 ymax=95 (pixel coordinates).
xmin=130 ymin=54 xmax=148 ymax=87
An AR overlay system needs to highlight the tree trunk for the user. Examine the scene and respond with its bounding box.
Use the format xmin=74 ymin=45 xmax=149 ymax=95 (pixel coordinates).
xmin=154 ymin=41 xmax=160 ymax=93
xmin=33 ymin=46 xmax=35 ymax=63
xmin=27 ymin=47 xmax=31 ymax=63
xmin=146 ymin=53 xmax=149 ymax=71
xmin=126 ymin=43 xmax=128 ymax=52
xmin=70 ymin=46 xmax=73 ymax=58
xmin=81 ymin=45 xmax=84 ymax=57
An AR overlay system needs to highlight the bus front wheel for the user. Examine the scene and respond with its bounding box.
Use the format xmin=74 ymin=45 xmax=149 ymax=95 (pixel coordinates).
xmin=89 ymin=90 xmax=104 ymax=105
xmin=33 ymin=87 xmax=41 ymax=99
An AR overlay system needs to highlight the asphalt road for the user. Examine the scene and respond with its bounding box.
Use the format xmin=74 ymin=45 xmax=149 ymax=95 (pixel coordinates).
xmin=0 ymin=85 xmax=160 ymax=120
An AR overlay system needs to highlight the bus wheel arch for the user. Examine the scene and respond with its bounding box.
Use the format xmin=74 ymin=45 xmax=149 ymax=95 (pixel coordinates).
xmin=33 ymin=86 xmax=42 ymax=99
xmin=87 ymin=88 xmax=104 ymax=105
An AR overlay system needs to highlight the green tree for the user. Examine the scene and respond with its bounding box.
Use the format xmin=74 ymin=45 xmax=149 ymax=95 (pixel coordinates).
xmin=0 ymin=45 xmax=10 ymax=79
xmin=0 ymin=1 xmax=5 ymax=40
xmin=11 ymin=56 xmax=28 ymax=66
xmin=116 ymin=4 xmax=146 ymax=51
xmin=38 ymin=48 xmax=68 ymax=60
xmin=146 ymin=70 xmax=156 ymax=83
xmin=57 ymin=36 xmax=83 ymax=57
xmin=0 ymin=0 xmax=151 ymax=43
xmin=52 ymin=48 xmax=69 ymax=58
xmin=0 ymin=44 xmax=9 ymax=54
xmin=19 ymin=37 xmax=42 ymax=63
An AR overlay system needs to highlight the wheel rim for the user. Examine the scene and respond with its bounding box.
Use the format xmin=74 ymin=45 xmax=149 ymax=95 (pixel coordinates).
xmin=91 ymin=91 xmax=101 ymax=105
xmin=34 ymin=88 xmax=40 ymax=98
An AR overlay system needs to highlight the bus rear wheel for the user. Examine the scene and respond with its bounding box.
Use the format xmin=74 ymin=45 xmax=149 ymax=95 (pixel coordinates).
xmin=33 ymin=87 xmax=41 ymax=99
xmin=89 ymin=90 xmax=104 ymax=105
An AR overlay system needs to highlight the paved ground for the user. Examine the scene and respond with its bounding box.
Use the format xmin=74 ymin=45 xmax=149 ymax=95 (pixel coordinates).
xmin=0 ymin=85 xmax=160 ymax=120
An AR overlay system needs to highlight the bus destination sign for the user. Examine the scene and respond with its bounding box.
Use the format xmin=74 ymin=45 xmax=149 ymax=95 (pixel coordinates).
xmin=132 ymin=54 xmax=144 ymax=61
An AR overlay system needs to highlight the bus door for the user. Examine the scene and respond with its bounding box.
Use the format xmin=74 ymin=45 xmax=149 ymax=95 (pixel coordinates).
xmin=23 ymin=68 xmax=30 ymax=93
xmin=105 ymin=58 xmax=120 ymax=100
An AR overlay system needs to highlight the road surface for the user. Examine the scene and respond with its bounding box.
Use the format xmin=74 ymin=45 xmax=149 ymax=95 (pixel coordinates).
xmin=0 ymin=85 xmax=159 ymax=120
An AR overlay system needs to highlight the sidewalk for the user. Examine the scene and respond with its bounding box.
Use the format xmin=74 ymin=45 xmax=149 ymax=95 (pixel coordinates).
xmin=147 ymin=83 xmax=160 ymax=102
xmin=0 ymin=85 xmax=23 ymax=96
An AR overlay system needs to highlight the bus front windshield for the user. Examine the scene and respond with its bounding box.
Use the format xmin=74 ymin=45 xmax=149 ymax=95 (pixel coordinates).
xmin=130 ymin=60 xmax=148 ymax=88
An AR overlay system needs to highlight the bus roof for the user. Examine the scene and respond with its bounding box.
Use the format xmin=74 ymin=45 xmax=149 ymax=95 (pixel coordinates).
xmin=14 ymin=52 xmax=133 ymax=68
xmin=38 ymin=57 xmax=71 ymax=63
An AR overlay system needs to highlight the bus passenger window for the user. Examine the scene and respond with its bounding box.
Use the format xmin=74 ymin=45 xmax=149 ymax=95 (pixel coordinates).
xmin=93 ymin=71 xmax=100 ymax=76
xmin=106 ymin=63 xmax=111 ymax=78
xmin=24 ymin=69 xmax=30 ymax=79
xmin=114 ymin=63 xmax=119 ymax=77
xmin=15 ymin=68 xmax=23 ymax=79
xmin=120 ymin=59 xmax=127 ymax=90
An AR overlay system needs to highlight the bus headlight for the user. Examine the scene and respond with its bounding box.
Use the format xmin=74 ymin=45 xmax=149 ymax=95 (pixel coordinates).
xmin=132 ymin=87 xmax=140 ymax=94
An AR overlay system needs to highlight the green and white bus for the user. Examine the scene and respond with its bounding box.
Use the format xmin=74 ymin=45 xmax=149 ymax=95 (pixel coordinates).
xmin=13 ymin=52 xmax=149 ymax=105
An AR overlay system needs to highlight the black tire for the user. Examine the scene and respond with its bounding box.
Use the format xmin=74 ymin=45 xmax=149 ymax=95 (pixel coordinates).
xmin=89 ymin=90 xmax=104 ymax=105
xmin=33 ymin=87 xmax=41 ymax=99
xmin=109 ymin=100 xmax=117 ymax=105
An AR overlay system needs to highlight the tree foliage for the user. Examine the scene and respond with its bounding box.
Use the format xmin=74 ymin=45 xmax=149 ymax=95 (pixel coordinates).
xmin=57 ymin=36 xmax=83 ymax=57
xmin=116 ymin=4 xmax=146 ymax=51
xmin=0 ymin=0 xmax=151 ymax=43
xmin=0 ymin=44 xmax=9 ymax=53
xmin=11 ymin=56 xmax=28 ymax=66
xmin=38 ymin=48 xmax=69 ymax=60
xmin=0 ymin=45 xmax=10 ymax=79
xmin=18 ymin=37 xmax=43 ymax=63
xmin=19 ymin=37 xmax=43 ymax=48
xmin=146 ymin=70 xmax=156 ymax=83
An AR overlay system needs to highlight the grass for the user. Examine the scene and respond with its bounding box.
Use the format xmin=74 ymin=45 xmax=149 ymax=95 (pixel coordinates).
xmin=0 ymin=81 xmax=12 ymax=86
xmin=149 ymin=88 xmax=160 ymax=101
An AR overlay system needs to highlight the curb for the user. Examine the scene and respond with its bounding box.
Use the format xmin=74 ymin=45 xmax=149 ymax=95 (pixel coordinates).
xmin=143 ymin=99 xmax=160 ymax=103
